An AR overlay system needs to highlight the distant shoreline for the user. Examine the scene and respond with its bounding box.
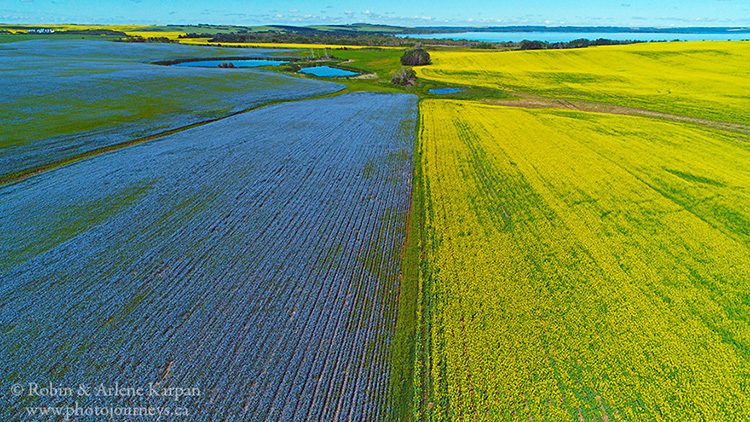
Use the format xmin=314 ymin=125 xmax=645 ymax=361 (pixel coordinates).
xmin=400 ymin=25 xmax=750 ymax=35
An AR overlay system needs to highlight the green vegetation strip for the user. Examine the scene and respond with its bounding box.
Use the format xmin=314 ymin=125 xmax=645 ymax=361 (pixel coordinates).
xmin=389 ymin=103 xmax=426 ymax=422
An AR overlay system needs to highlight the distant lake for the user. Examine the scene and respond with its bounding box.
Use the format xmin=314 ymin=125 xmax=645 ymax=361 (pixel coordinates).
xmin=298 ymin=66 xmax=359 ymax=77
xmin=173 ymin=59 xmax=288 ymax=68
xmin=400 ymin=31 xmax=750 ymax=43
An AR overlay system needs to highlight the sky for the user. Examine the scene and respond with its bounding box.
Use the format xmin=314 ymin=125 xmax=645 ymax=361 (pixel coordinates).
xmin=2 ymin=0 xmax=749 ymax=27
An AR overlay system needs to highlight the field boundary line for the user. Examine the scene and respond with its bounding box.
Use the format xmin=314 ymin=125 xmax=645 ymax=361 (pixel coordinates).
xmin=481 ymin=94 xmax=750 ymax=136
xmin=388 ymin=99 xmax=427 ymax=422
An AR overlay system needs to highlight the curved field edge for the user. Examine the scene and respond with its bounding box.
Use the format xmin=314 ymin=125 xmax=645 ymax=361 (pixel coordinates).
xmin=412 ymin=99 xmax=750 ymax=420
xmin=0 ymin=40 xmax=343 ymax=178
xmin=0 ymin=88 xmax=348 ymax=186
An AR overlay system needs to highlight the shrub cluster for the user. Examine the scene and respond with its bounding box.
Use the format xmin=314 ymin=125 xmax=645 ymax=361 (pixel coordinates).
xmin=391 ymin=68 xmax=417 ymax=87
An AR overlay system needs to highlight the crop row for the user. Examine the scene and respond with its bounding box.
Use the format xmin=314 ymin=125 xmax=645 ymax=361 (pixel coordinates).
xmin=0 ymin=92 xmax=418 ymax=421
xmin=415 ymin=100 xmax=750 ymax=421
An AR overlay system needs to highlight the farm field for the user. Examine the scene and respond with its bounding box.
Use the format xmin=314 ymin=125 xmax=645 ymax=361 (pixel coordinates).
xmin=0 ymin=24 xmax=191 ymax=40
xmin=0 ymin=40 xmax=343 ymax=178
xmin=415 ymin=41 xmax=750 ymax=125
xmin=0 ymin=92 xmax=418 ymax=421
xmin=1 ymin=27 xmax=749 ymax=421
xmin=0 ymin=24 xmax=279 ymax=39
xmin=415 ymin=99 xmax=750 ymax=420
xmin=0 ymin=24 xmax=160 ymax=33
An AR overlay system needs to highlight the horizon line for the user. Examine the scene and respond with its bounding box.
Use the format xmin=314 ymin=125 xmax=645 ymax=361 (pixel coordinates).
xmin=2 ymin=22 xmax=750 ymax=30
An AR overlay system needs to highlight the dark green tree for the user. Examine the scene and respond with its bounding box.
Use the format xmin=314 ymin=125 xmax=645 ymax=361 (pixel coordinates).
xmin=400 ymin=48 xmax=431 ymax=66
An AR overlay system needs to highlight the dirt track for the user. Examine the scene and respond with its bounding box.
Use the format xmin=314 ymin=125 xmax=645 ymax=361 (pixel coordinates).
xmin=483 ymin=93 xmax=750 ymax=136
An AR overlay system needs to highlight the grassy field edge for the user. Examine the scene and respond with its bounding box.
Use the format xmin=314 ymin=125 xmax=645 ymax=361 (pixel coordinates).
xmin=388 ymin=101 xmax=427 ymax=422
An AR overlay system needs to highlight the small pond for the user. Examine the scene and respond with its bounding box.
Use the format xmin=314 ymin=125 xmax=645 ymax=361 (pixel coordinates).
xmin=298 ymin=66 xmax=359 ymax=77
xmin=430 ymin=87 xmax=466 ymax=95
xmin=173 ymin=59 xmax=288 ymax=68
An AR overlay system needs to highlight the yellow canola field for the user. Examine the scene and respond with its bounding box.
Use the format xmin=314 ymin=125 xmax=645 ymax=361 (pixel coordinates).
xmin=123 ymin=31 xmax=186 ymax=40
xmin=1 ymin=24 xmax=156 ymax=32
xmin=416 ymin=41 xmax=750 ymax=125
xmin=417 ymin=99 xmax=750 ymax=421
xmin=1 ymin=24 xmax=188 ymax=39
xmin=0 ymin=24 xmax=188 ymax=38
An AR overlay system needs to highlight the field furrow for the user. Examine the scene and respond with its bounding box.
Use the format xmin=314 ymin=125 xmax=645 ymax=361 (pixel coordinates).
xmin=417 ymin=99 xmax=750 ymax=421
xmin=1 ymin=92 xmax=417 ymax=421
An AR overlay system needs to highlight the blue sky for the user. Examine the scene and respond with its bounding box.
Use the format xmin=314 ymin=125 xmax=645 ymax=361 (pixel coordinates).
xmin=2 ymin=0 xmax=749 ymax=27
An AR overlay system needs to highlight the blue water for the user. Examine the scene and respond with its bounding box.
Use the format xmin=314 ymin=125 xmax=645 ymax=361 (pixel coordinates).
xmin=400 ymin=31 xmax=750 ymax=43
xmin=299 ymin=66 xmax=359 ymax=77
xmin=174 ymin=59 xmax=288 ymax=68
xmin=430 ymin=87 xmax=465 ymax=94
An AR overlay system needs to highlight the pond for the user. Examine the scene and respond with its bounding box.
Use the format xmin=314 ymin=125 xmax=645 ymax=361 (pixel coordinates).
xmin=298 ymin=66 xmax=359 ymax=77
xmin=430 ymin=87 xmax=466 ymax=95
xmin=173 ymin=59 xmax=288 ymax=68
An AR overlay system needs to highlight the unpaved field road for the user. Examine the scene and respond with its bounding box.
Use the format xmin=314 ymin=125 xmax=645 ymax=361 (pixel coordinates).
xmin=485 ymin=93 xmax=750 ymax=136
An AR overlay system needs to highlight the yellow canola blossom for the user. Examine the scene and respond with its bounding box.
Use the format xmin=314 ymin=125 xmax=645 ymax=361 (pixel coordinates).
xmin=417 ymin=99 xmax=750 ymax=421
xmin=416 ymin=41 xmax=750 ymax=125
xmin=123 ymin=31 xmax=187 ymax=40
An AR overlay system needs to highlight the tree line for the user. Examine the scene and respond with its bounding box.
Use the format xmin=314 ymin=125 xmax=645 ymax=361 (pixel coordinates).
xmin=518 ymin=38 xmax=642 ymax=50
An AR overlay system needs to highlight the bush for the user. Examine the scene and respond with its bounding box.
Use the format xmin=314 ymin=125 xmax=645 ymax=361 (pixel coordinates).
xmin=391 ymin=68 xmax=417 ymax=87
xmin=519 ymin=40 xmax=547 ymax=50
xmin=400 ymin=48 xmax=431 ymax=66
